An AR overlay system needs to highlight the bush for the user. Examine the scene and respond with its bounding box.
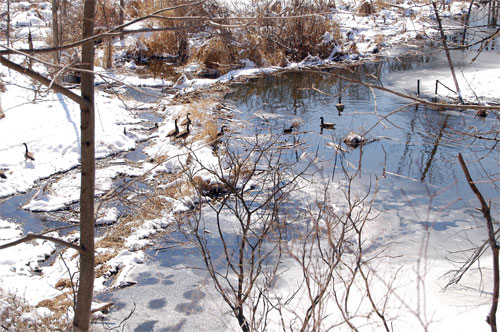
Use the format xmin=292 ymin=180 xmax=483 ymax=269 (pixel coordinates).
xmin=250 ymin=0 xmax=341 ymax=62
xmin=0 ymin=288 xmax=70 ymax=331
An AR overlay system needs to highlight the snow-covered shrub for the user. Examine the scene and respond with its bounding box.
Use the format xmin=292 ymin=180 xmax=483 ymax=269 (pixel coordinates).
xmin=0 ymin=287 xmax=70 ymax=331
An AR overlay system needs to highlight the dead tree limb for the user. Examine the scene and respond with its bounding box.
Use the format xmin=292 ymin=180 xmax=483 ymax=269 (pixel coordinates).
xmin=458 ymin=153 xmax=499 ymax=332
xmin=0 ymin=233 xmax=83 ymax=253
xmin=0 ymin=56 xmax=90 ymax=108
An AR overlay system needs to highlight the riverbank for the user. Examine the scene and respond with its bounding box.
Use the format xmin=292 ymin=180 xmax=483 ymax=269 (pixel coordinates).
xmin=1 ymin=0 xmax=499 ymax=330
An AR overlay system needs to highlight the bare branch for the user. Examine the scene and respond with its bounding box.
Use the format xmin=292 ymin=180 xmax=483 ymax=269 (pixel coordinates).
xmin=0 ymin=233 xmax=83 ymax=253
xmin=0 ymin=56 xmax=91 ymax=108
xmin=458 ymin=153 xmax=499 ymax=331
xmin=0 ymin=0 xmax=208 ymax=56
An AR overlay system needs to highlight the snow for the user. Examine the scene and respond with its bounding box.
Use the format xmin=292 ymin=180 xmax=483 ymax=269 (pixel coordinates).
xmin=11 ymin=11 xmax=45 ymax=28
xmin=0 ymin=63 xmax=141 ymax=198
xmin=0 ymin=0 xmax=499 ymax=330
xmin=0 ymin=218 xmax=60 ymax=304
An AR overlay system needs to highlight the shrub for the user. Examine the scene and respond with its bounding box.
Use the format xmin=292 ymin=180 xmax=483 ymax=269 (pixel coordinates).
xmin=193 ymin=35 xmax=237 ymax=74
xmin=251 ymin=0 xmax=341 ymax=62
xmin=0 ymin=288 xmax=71 ymax=331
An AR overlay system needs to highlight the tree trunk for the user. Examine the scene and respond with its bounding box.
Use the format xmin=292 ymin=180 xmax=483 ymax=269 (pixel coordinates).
xmin=72 ymin=0 xmax=96 ymax=331
xmin=105 ymin=38 xmax=113 ymax=69
xmin=119 ymin=0 xmax=125 ymax=40
xmin=6 ymin=0 xmax=10 ymax=50
xmin=52 ymin=0 xmax=60 ymax=64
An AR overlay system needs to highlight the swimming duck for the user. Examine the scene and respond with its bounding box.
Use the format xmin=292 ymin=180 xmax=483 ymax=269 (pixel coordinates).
xmin=167 ymin=118 xmax=179 ymax=137
xmin=176 ymin=122 xmax=190 ymax=140
xmin=476 ymin=109 xmax=487 ymax=118
xmin=283 ymin=125 xmax=294 ymax=134
xmin=336 ymin=97 xmax=344 ymax=112
xmin=320 ymin=117 xmax=335 ymax=129
xmin=343 ymin=132 xmax=365 ymax=148
xmin=23 ymin=143 xmax=35 ymax=161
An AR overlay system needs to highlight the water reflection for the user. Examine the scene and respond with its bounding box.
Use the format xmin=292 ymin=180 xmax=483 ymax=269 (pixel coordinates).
xmin=225 ymin=55 xmax=498 ymax=201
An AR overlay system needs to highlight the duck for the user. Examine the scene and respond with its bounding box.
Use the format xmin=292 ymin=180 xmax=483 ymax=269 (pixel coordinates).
xmin=283 ymin=125 xmax=294 ymax=134
xmin=320 ymin=117 xmax=335 ymax=129
xmin=0 ymin=170 xmax=6 ymax=179
xmin=180 ymin=112 xmax=192 ymax=126
xmin=336 ymin=97 xmax=345 ymax=112
xmin=343 ymin=132 xmax=365 ymax=148
xmin=23 ymin=143 xmax=35 ymax=161
xmin=476 ymin=109 xmax=487 ymax=118
xmin=167 ymin=118 xmax=179 ymax=137
xmin=216 ymin=125 xmax=226 ymax=139
xmin=175 ymin=122 xmax=190 ymax=140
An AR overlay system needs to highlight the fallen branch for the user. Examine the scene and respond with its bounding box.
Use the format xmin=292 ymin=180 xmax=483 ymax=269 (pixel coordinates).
xmin=329 ymin=71 xmax=500 ymax=111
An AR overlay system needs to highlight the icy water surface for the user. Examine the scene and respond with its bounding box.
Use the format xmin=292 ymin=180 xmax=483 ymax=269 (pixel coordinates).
xmin=97 ymin=51 xmax=500 ymax=331
xmin=224 ymin=50 xmax=499 ymax=253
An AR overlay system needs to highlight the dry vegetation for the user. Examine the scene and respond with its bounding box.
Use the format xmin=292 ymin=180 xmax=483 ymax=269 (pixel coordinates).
xmin=0 ymin=288 xmax=71 ymax=331
xmin=107 ymin=0 xmax=347 ymax=75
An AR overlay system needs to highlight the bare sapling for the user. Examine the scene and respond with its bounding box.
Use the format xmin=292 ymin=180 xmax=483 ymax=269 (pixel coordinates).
xmin=458 ymin=153 xmax=499 ymax=332
xmin=180 ymin=129 xmax=316 ymax=332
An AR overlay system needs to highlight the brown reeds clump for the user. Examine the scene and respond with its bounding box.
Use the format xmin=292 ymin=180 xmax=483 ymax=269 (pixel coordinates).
xmin=357 ymin=1 xmax=375 ymax=16
xmin=194 ymin=36 xmax=237 ymax=75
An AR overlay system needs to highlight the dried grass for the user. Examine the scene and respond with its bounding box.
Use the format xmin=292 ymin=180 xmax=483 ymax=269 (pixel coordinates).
xmin=36 ymin=293 xmax=73 ymax=323
xmin=96 ymin=220 xmax=132 ymax=250
xmin=238 ymin=34 xmax=288 ymax=67
xmin=55 ymin=278 xmax=73 ymax=290
xmin=250 ymin=3 xmax=339 ymax=62
xmin=373 ymin=0 xmax=391 ymax=10
xmin=141 ymin=30 xmax=187 ymax=59
xmin=201 ymin=120 xmax=219 ymax=141
xmin=357 ymin=1 xmax=375 ymax=16
xmin=193 ymin=36 xmax=237 ymax=74
xmin=0 ymin=290 xmax=74 ymax=331
xmin=95 ymin=252 xmax=118 ymax=277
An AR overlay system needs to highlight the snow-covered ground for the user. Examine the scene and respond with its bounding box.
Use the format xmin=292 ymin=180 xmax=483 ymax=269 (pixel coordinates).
xmin=0 ymin=0 xmax=499 ymax=331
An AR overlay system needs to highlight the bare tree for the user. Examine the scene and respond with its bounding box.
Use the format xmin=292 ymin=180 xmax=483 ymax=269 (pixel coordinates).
xmin=181 ymin=131 xmax=315 ymax=332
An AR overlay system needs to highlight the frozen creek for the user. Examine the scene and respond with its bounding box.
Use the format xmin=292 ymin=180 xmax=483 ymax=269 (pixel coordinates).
xmin=95 ymin=50 xmax=500 ymax=331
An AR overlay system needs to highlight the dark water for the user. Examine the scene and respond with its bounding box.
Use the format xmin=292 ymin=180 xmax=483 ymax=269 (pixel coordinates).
xmin=224 ymin=53 xmax=499 ymax=221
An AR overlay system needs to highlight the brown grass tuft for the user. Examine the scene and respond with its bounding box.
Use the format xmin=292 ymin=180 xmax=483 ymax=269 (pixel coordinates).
xmin=202 ymin=121 xmax=219 ymax=141
xmin=373 ymin=0 xmax=391 ymax=9
xmin=55 ymin=278 xmax=72 ymax=289
xmin=194 ymin=37 xmax=237 ymax=75
xmin=249 ymin=3 xmax=338 ymax=62
xmin=37 ymin=293 xmax=73 ymax=319
xmin=357 ymin=1 xmax=375 ymax=16
xmin=141 ymin=31 xmax=187 ymax=60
